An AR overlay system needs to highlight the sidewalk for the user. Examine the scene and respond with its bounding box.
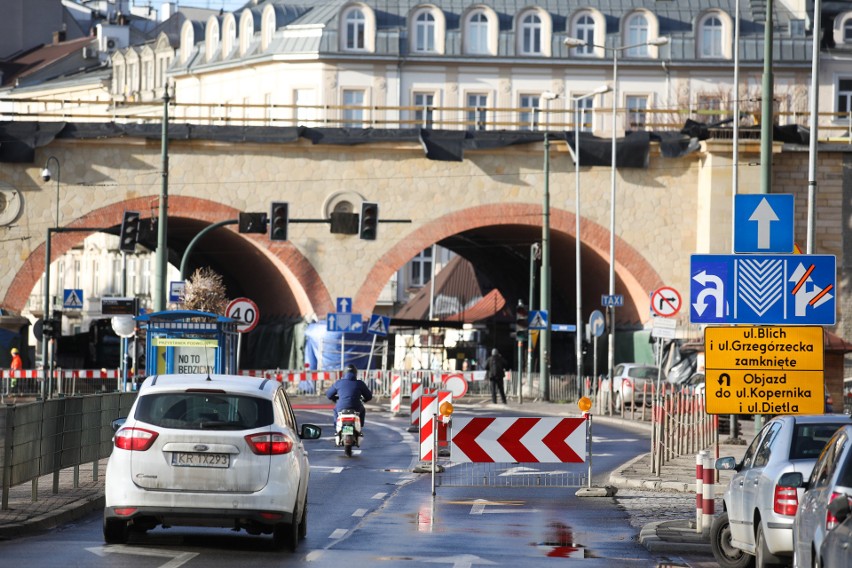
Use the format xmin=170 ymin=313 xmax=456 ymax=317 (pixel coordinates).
xmin=0 ymin=395 xmax=752 ymax=554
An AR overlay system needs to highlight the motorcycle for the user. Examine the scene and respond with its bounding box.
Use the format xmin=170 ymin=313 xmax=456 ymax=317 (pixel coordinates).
xmin=334 ymin=409 xmax=362 ymax=457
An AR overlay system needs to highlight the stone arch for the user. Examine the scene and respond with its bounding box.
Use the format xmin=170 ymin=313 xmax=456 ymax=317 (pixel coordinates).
xmin=355 ymin=203 xmax=662 ymax=324
xmin=4 ymin=196 xmax=331 ymax=320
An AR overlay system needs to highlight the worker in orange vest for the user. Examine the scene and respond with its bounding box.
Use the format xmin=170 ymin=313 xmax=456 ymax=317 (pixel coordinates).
xmin=9 ymin=347 xmax=22 ymax=392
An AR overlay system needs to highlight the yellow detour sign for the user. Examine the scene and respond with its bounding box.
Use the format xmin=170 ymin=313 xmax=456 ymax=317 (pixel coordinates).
xmin=704 ymin=326 xmax=824 ymax=415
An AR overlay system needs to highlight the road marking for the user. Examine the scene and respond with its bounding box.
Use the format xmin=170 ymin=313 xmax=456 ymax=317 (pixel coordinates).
xmin=311 ymin=465 xmax=344 ymax=473
xmin=381 ymin=554 xmax=497 ymax=567
xmin=86 ymin=546 xmax=198 ymax=568
xmin=372 ymin=492 xmax=387 ymax=499
xmin=352 ymin=508 xmax=368 ymax=517
xmin=469 ymin=498 xmax=539 ymax=515
xmin=329 ymin=528 xmax=348 ymax=539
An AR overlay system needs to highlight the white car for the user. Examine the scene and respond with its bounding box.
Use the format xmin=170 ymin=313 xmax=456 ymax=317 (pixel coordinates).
xmin=104 ymin=374 xmax=322 ymax=550
xmin=711 ymin=414 xmax=852 ymax=568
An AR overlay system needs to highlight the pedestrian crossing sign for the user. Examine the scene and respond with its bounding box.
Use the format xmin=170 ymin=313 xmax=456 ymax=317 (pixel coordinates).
xmin=367 ymin=314 xmax=390 ymax=336
xmin=528 ymin=310 xmax=548 ymax=330
xmin=63 ymin=289 xmax=84 ymax=309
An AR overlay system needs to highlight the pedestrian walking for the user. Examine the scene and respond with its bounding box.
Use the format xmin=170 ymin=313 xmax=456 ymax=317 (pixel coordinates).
xmin=485 ymin=348 xmax=508 ymax=404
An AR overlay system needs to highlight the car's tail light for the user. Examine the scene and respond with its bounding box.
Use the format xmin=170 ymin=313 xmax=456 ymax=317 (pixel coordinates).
xmin=245 ymin=432 xmax=293 ymax=455
xmin=114 ymin=427 xmax=158 ymax=451
xmin=113 ymin=507 xmax=138 ymax=517
xmin=773 ymin=483 xmax=799 ymax=516
xmin=826 ymin=491 xmax=844 ymax=530
xmin=622 ymin=379 xmax=633 ymax=390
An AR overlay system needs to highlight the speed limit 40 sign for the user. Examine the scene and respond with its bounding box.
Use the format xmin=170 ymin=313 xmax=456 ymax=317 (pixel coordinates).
xmin=226 ymin=297 xmax=260 ymax=333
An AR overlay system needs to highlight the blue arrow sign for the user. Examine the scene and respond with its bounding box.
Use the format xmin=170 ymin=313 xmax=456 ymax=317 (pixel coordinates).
xmin=328 ymin=312 xmax=363 ymax=332
xmin=690 ymin=254 xmax=836 ymax=325
xmin=589 ymin=310 xmax=605 ymax=338
xmin=336 ymin=297 xmax=352 ymax=313
xmin=734 ymin=194 xmax=794 ymax=253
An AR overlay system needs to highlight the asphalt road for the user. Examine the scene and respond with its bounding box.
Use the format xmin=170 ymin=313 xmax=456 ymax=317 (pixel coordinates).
xmin=0 ymin=404 xmax=681 ymax=567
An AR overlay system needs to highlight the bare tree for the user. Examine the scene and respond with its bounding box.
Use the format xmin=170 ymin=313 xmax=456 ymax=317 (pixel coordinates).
xmin=181 ymin=267 xmax=229 ymax=315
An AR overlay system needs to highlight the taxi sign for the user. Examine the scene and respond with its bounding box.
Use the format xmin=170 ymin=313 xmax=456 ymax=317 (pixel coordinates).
xmin=704 ymin=326 xmax=824 ymax=415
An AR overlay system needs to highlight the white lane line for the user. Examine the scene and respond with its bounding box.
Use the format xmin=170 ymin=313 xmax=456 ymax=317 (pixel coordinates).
xmin=372 ymin=492 xmax=387 ymax=499
xmin=352 ymin=508 xmax=368 ymax=517
xmin=329 ymin=528 xmax=348 ymax=539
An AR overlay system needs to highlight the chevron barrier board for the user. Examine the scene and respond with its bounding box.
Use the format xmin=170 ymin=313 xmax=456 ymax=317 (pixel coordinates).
xmin=450 ymin=417 xmax=587 ymax=463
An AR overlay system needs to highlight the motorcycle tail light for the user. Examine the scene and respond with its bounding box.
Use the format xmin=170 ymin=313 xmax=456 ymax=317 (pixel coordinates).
xmin=114 ymin=427 xmax=158 ymax=451
xmin=773 ymin=484 xmax=799 ymax=516
xmin=245 ymin=432 xmax=294 ymax=455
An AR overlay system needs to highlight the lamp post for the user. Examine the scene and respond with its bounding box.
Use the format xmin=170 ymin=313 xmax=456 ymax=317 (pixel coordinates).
xmin=40 ymin=156 xmax=60 ymax=398
xmin=571 ymin=86 xmax=611 ymax=389
xmin=539 ymin=91 xmax=559 ymax=402
xmin=564 ymin=36 xmax=668 ymax=386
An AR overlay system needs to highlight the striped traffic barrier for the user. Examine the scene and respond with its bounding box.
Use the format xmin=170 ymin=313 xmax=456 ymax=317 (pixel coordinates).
xmin=390 ymin=374 xmax=401 ymax=414
xmin=419 ymin=393 xmax=438 ymax=461
xmin=408 ymin=380 xmax=422 ymax=432
xmin=702 ymin=452 xmax=715 ymax=533
xmin=695 ymin=451 xmax=705 ymax=532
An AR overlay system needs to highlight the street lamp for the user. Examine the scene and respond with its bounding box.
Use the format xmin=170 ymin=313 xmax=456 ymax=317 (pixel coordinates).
xmin=571 ymin=85 xmax=611 ymax=389
xmin=564 ymin=35 xmax=668 ymax=385
xmin=40 ymin=155 xmax=60 ymax=398
xmin=539 ymin=90 xmax=559 ymax=401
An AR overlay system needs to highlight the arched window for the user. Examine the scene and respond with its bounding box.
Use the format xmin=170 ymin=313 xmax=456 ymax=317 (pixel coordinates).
xmin=222 ymin=17 xmax=236 ymax=58
xmin=520 ymin=13 xmax=542 ymax=54
xmin=845 ymin=19 xmax=852 ymax=42
xmin=414 ymin=11 xmax=436 ymax=52
xmin=262 ymin=6 xmax=275 ymax=50
xmin=700 ymin=15 xmax=723 ymax=57
xmin=205 ymin=17 xmax=220 ymax=62
xmin=625 ymin=13 xmax=649 ymax=56
xmin=180 ymin=22 xmax=195 ymax=63
xmin=239 ymin=11 xmax=254 ymax=56
xmin=467 ymin=11 xmax=489 ymax=54
xmin=345 ymin=8 xmax=366 ymax=50
xmin=575 ymin=14 xmax=595 ymax=55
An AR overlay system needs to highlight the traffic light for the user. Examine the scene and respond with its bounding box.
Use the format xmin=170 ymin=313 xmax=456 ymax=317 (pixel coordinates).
xmin=270 ymin=202 xmax=289 ymax=241
xmin=515 ymin=301 xmax=528 ymax=340
xmin=239 ymin=212 xmax=268 ymax=234
xmin=119 ymin=211 xmax=141 ymax=253
xmin=359 ymin=202 xmax=378 ymax=240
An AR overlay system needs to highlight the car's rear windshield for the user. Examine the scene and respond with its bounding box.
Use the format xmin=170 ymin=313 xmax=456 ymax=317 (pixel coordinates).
xmin=790 ymin=423 xmax=850 ymax=459
xmin=628 ymin=367 xmax=658 ymax=380
xmin=134 ymin=392 xmax=274 ymax=430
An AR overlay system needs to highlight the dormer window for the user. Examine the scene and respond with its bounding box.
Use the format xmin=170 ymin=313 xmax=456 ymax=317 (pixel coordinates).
xmin=345 ymin=8 xmax=366 ymax=50
xmin=625 ymin=13 xmax=649 ymax=56
xmin=700 ymin=15 xmax=723 ymax=57
xmin=575 ymin=14 xmax=595 ymax=55
xmin=468 ymin=11 xmax=489 ymax=54
xmin=239 ymin=11 xmax=254 ymax=56
xmin=414 ymin=11 xmax=435 ymax=52
xmin=520 ymin=13 xmax=542 ymax=54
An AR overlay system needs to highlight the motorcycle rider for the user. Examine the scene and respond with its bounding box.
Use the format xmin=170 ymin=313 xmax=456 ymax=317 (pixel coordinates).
xmin=326 ymin=364 xmax=373 ymax=428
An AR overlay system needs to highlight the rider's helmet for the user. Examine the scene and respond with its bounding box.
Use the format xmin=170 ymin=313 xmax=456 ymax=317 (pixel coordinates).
xmin=347 ymin=364 xmax=356 ymax=373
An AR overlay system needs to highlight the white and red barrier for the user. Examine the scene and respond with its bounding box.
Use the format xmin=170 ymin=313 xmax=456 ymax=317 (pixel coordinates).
xmin=390 ymin=374 xmax=401 ymax=414
xmin=409 ymin=381 xmax=423 ymax=431
xmin=451 ymin=417 xmax=587 ymax=463
xmin=701 ymin=452 xmax=715 ymax=532
xmin=419 ymin=393 xmax=438 ymax=460
xmin=1 ymin=369 xmax=121 ymax=380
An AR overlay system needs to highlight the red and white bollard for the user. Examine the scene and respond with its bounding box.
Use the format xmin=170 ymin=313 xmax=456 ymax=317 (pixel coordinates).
xmin=702 ymin=451 xmax=715 ymax=533
xmin=390 ymin=374 xmax=401 ymax=415
xmin=696 ymin=451 xmax=705 ymax=532
xmin=419 ymin=393 xmax=438 ymax=460
xmin=408 ymin=380 xmax=422 ymax=432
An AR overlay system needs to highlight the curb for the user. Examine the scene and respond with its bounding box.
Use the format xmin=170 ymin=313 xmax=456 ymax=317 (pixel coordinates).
xmin=0 ymin=495 xmax=105 ymax=540
xmin=638 ymin=520 xmax=711 ymax=554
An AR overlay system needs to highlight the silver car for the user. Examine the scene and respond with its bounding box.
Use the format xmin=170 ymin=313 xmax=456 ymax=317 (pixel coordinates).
xmin=711 ymin=414 xmax=852 ymax=568
xmin=598 ymin=363 xmax=659 ymax=412
xmin=104 ymin=374 xmax=322 ymax=550
xmin=784 ymin=424 xmax=852 ymax=568
xmin=818 ymin=495 xmax=852 ymax=568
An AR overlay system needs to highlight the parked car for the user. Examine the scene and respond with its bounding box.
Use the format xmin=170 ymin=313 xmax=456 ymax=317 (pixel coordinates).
xmin=711 ymin=414 xmax=852 ymax=568
xmin=681 ymin=372 xmax=705 ymax=397
xmin=598 ymin=363 xmax=659 ymax=412
xmin=781 ymin=424 xmax=852 ymax=568
xmin=818 ymin=494 xmax=852 ymax=568
xmin=104 ymin=374 xmax=322 ymax=550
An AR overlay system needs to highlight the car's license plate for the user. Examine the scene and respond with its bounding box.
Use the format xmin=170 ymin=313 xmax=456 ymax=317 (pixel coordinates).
xmin=341 ymin=425 xmax=354 ymax=435
xmin=171 ymin=452 xmax=230 ymax=468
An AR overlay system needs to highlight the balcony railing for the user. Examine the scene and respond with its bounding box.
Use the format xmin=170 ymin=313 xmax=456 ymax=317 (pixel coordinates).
xmin=3 ymin=97 xmax=852 ymax=140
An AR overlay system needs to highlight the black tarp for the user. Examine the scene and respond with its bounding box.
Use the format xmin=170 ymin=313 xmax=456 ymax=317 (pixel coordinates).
xmin=0 ymin=119 xmax=808 ymax=165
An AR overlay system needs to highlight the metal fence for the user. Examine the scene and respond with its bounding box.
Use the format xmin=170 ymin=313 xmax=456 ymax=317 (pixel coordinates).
xmin=0 ymin=392 xmax=137 ymax=509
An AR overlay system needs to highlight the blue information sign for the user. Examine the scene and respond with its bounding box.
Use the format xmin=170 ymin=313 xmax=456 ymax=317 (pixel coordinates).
xmin=689 ymin=254 xmax=836 ymax=325
xmin=734 ymin=194 xmax=795 ymax=253
xmin=327 ymin=312 xmax=363 ymax=332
